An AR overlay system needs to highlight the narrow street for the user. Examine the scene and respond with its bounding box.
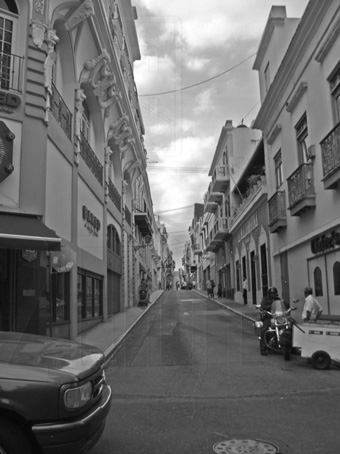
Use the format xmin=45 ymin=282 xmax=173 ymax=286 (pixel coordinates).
xmin=91 ymin=291 xmax=340 ymax=454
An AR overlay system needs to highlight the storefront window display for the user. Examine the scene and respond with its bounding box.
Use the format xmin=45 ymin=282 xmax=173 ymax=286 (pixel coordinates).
xmin=51 ymin=271 xmax=70 ymax=322
xmin=77 ymin=270 xmax=103 ymax=319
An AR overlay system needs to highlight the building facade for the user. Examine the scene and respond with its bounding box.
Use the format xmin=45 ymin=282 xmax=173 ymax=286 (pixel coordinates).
xmin=253 ymin=1 xmax=340 ymax=317
xmin=0 ymin=0 xmax=169 ymax=338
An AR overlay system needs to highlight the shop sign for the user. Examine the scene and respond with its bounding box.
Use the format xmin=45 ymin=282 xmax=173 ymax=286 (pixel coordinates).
xmin=82 ymin=205 xmax=101 ymax=236
xmin=311 ymin=230 xmax=340 ymax=254
xmin=22 ymin=250 xmax=38 ymax=262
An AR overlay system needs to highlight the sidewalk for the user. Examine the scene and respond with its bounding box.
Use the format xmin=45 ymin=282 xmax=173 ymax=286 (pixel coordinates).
xmin=75 ymin=289 xmax=164 ymax=359
xmin=75 ymin=289 xmax=259 ymax=360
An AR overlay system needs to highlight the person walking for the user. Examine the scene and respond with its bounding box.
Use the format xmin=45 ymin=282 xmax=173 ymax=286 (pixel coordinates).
xmin=206 ymin=279 xmax=212 ymax=297
xmin=302 ymin=286 xmax=323 ymax=322
xmin=242 ymin=277 xmax=248 ymax=305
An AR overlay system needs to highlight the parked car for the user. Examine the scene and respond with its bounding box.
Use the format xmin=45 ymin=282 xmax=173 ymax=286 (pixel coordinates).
xmin=0 ymin=331 xmax=112 ymax=454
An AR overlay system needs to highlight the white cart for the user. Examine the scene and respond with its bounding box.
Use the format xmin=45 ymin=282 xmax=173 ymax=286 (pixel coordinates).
xmin=293 ymin=319 xmax=340 ymax=370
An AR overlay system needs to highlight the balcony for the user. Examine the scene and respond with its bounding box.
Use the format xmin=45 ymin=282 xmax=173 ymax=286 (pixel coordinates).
xmin=205 ymin=217 xmax=229 ymax=252
xmin=79 ymin=132 xmax=103 ymax=185
xmin=51 ymin=83 xmax=72 ymax=140
xmin=108 ymin=178 xmax=121 ymax=212
xmin=210 ymin=164 xmax=229 ymax=193
xmin=204 ymin=183 xmax=220 ymax=213
xmin=268 ymin=190 xmax=287 ymax=233
xmin=0 ymin=51 xmax=24 ymax=92
xmin=134 ymin=210 xmax=152 ymax=237
xmin=287 ymin=163 xmax=316 ymax=216
xmin=320 ymin=121 xmax=340 ymax=189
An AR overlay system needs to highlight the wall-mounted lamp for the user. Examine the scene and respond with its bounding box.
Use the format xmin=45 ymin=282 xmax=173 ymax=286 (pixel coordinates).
xmin=134 ymin=234 xmax=152 ymax=251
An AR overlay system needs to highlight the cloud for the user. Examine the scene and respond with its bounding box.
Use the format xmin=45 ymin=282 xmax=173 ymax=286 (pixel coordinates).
xmin=193 ymin=88 xmax=214 ymax=115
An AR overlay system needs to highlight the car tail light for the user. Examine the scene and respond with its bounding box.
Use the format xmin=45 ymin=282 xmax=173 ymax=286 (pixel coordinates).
xmin=64 ymin=382 xmax=93 ymax=409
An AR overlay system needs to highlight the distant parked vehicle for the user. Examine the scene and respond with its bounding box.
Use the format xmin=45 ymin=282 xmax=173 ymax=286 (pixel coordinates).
xmin=0 ymin=331 xmax=111 ymax=454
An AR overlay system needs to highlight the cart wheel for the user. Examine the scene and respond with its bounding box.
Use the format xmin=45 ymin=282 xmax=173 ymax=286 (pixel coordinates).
xmin=311 ymin=351 xmax=331 ymax=370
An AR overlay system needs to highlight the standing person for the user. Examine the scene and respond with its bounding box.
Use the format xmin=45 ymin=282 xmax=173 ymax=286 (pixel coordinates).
xmin=211 ymin=280 xmax=216 ymax=297
xmin=217 ymin=283 xmax=222 ymax=297
xmin=242 ymin=277 xmax=248 ymax=305
xmin=302 ymin=286 xmax=323 ymax=322
xmin=206 ymin=279 xmax=212 ymax=297
xmin=259 ymin=287 xmax=280 ymax=355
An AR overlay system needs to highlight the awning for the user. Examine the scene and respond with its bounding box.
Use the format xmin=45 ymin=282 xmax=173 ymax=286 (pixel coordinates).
xmin=0 ymin=213 xmax=61 ymax=251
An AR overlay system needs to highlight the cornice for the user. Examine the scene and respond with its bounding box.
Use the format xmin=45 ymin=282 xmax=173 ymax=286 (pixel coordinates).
xmin=253 ymin=0 xmax=330 ymax=132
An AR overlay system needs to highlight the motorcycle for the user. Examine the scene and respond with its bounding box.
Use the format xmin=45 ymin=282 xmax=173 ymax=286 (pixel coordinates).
xmin=255 ymin=300 xmax=297 ymax=360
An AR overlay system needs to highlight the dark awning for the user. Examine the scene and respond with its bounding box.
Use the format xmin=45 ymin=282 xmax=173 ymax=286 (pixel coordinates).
xmin=0 ymin=213 xmax=61 ymax=251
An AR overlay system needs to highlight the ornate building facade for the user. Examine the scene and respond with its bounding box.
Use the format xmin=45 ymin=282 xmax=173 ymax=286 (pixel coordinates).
xmin=0 ymin=0 xmax=168 ymax=338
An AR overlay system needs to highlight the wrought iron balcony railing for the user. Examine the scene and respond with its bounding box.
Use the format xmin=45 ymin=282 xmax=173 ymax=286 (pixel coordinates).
xmin=125 ymin=206 xmax=131 ymax=226
xmin=79 ymin=132 xmax=103 ymax=185
xmin=268 ymin=190 xmax=287 ymax=232
xmin=51 ymin=83 xmax=72 ymax=140
xmin=108 ymin=178 xmax=121 ymax=212
xmin=320 ymin=121 xmax=340 ymax=188
xmin=287 ymin=162 xmax=315 ymax=215
xmin=0 ymin=51 xmax=24 ymax=92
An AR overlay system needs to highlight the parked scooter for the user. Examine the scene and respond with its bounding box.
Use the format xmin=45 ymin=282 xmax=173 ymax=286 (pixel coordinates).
xmin=255 ymin=300 xmax=297 ymax=360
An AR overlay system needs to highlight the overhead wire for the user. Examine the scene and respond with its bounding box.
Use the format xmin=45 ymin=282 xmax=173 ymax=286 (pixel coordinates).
xmin=139 ymin=52 xmax=256 ymax=97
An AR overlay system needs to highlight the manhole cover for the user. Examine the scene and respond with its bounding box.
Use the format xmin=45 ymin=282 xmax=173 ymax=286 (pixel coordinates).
xmin=213 ymin=439 xmax=279 ymax=454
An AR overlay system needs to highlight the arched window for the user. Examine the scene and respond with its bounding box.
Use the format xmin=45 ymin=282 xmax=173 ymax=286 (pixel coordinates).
xmin=314 ymin=266 xmax=323 ymax=297
xmin=333 ymin=261 xmax=340 ymax=296
xmin=0 ymin=0 xmax=18 ymax=14
xmin=107 ymin=224 xmax=121 ymax=256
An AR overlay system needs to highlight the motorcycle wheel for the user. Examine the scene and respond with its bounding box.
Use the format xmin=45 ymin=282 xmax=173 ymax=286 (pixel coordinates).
xmin=283 ymin=344 xmax=291 ymax=361
xmin=311 ymin=351 xmax=331 ymax=370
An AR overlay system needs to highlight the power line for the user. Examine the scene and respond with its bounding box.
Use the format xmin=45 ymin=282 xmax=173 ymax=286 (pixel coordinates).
xmin=139 ymin=52 xmax=256 ymax=97
xmin=155 ymin=204 xmax=193 ymax=214
xmin=148 ymin=166 xmax=209 ymax=173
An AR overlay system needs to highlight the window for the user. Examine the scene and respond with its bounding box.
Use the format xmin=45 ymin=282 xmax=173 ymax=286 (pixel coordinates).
xmin=329 ymin=64 xmax=340 ymax=123
xmin=107 ymin=224 xmax=121 ymax=255
xmin=313 ymin=267 xmax=323 ymax=297
xmin=77 ymin=270 xmax=103 ymax=319
xmin=51 ymin=272 xmax=70 ymax=322
xmin=274 ymin=150 xmax=283 ymax=189
xmin=295 ymin=113 xmax=310 ymax=164
xmin=334 ymin=262 xmax=340 ymax=296
xmin=0 ymin=1 xmax=17 ymax=90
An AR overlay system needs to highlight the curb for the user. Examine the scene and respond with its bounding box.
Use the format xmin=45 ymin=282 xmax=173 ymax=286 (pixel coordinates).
xmin=104 ymin=290 xmax=164 ymax=362
xmin=193 ymin=289 xmax=257 ymax=324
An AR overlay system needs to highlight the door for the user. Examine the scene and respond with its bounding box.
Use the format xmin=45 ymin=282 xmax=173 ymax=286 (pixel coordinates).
xmin=250 ymin=251 xmax=257 ymax=305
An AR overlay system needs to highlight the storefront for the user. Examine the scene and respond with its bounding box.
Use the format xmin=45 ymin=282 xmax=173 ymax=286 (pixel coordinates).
xmin=0 ymin=212 xmax=61 ymax=334
xmin=307 ymin=229 xmax=340 ymax=315
xmin=231 ymin=202 xmax=270 ymax=306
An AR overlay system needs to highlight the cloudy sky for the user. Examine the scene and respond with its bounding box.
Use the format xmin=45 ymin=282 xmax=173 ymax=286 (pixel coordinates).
xmin=132 ymin=0 xmax=309 ymax=268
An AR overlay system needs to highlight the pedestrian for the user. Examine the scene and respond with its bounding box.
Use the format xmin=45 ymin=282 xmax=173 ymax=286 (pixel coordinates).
xmin=242 ymin=277 xmax=248 ymax=305
xmin=259 ymin=287 xmax=280 ymax=355
xmin=302 ymin=286 xmax=323 ymax=322
xmin=206 ymin=279 xmax=212 ymax=297
xmin=217 ymin=283 xmax=222 ymax=297
xmin=211 ymin=280 xmax=216 ymax=297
